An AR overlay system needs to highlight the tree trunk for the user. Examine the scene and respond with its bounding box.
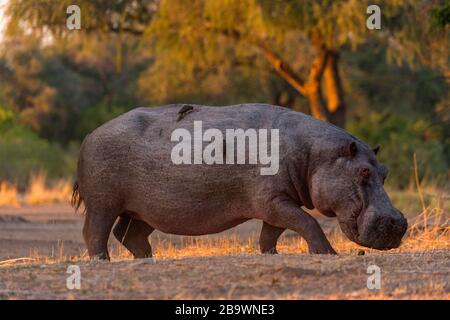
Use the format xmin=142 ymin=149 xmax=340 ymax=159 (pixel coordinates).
xmin=323 ymin=51 xmax=346 ymax=127
xmin=258 ymin=37 xmax=347 ymax=128
xmin=305 ymin=83 xmax=328 ymax=121
xmin=303 ymin=37 xmax=329 ymax=122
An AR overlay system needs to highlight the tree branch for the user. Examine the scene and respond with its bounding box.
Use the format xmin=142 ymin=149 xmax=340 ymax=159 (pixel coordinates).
xmin=257 ymin=43 xmax=308 ymax=96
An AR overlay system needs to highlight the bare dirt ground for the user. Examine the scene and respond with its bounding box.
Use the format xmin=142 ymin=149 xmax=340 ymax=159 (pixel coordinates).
xmin=0 ymin=204 xmax=448 ymax=299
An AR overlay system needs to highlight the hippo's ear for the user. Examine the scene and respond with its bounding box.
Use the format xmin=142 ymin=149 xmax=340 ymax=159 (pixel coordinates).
xmin=373 ymin=145 xmax=380 ymax=155
xmin=340 ymin=141 xmax=357 ymax=159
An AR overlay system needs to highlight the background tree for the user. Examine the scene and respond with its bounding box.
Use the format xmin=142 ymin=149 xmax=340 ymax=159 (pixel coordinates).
xmin=0 ymin=33 xmax=149 ymax=142
xmin=5 ymin=0 xmax=448 ymax=127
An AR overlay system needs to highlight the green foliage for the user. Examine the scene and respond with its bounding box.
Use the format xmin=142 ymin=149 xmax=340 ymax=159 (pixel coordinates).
xmin=8 ymin=0 xmax=448 ymax=108
xmin=0 ymin=34 xmax=147 ymax=143
xmin=348 ymin=113 xmax=447 ymax=188
xmin=0 ymin=106 xmax=75 ymax=188
xmin=430 ymin=0 xmax=450 ymax=27
xmin=5 ymin=0 xmax=157 ymax=38
xmin=76 ymin=101 xmax=132 ymax=139
xmin=343 ymin=43 xmax=449 ymax=185
xmin=0 ymin=106 xmax=16 ymax=133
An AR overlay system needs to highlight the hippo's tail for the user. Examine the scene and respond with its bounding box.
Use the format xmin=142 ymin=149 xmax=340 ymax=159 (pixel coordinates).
xmin=71 ymin=181 xmax=84 ymax=213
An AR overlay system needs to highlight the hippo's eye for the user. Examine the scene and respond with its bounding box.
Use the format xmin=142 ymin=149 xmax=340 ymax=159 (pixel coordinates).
xmin=360 ymin=167 xmax=371 ymax=180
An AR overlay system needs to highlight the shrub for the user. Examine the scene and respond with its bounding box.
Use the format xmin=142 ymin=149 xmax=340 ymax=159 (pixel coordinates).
xmin=348 ymin=112 xmax=447 ymax=188
xmin=76 ymin=101 xmax=130 ymax=139
xmin=0 ymin=106 xmax=75 ymax=189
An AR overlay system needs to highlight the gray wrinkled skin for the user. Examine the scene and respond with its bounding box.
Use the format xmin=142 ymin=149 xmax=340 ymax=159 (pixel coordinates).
xmin=73 ymin=104 xmax=408 ymax=260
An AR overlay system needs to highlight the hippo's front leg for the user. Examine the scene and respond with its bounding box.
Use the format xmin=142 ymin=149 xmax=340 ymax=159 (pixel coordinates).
xmin=263 ymin=197 xmax=337 ymax=254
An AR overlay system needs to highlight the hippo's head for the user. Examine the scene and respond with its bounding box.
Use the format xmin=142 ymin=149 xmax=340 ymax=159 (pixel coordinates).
xmin=309 ymin=140 xmax=407 ymax=249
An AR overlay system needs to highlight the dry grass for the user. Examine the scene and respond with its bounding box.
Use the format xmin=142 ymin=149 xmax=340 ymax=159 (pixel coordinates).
xmin=0 ymin=181 xmax=20 ymax=207
xmin=6 ymin=205 xmax=446 ymax=267
xmin=400 ymin=200 xmax=449 ymax=251
xmin=2 ymin=250 xmax=448 ymax=300
xmin=145 ymin=220 xmax=448 ymax=260
xmin=24 ymin=173 xmax=72 ymax=205
xmin=0 ymin=172 xmax=72 ymax=207
xmin=1 ymin=236 xmax=448 ymax=300
xmin=0 ymin=200 xmax=447 ymax=299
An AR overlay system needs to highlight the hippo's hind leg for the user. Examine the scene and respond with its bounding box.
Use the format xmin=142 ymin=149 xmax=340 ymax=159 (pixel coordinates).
xmin=259 ymin=221 xmax=285 ymax=254
xmin=83 ymin=204 xmax=121 ymax=261
xmin=113 ymin=214 xmax=154 ymax=259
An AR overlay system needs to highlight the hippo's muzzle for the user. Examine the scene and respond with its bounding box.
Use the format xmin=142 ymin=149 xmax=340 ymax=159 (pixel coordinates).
xmin=356 ymin=207 xmax=408 ymax=250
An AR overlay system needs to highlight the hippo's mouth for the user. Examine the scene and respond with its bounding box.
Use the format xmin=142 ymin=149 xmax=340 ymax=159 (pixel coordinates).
xmin=334 ymin=200 xmax=407 ymax=250
xmin=345 ymin=207 xmax=409 ymax=250
xmin=357 ymin=211 xmax=408 ymax=250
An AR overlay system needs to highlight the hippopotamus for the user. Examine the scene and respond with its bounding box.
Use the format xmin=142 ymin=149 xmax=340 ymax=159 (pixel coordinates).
xmin=72 ymin=103 xmax=407 ymax=260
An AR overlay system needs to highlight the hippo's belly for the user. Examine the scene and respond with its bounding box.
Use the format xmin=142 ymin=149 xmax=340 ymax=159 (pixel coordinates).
xmin=122 ymin=160 xmax=259 ymax=235
xmin=129 ymin=204 xmax=252 ymax=235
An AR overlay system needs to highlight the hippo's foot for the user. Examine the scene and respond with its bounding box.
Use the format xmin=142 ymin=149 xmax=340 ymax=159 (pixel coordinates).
xmin=134 ymin=251 xmax=153 ymax=259
xmin=307 ymin=236 xmax=337 ymax=254
xmin=307 ymin=244 xmax=337 ymax=255
xmin=259 ymin=221 xmax=285 ymax=255
xmin=89 ymin=252 xmax=110 ymax=261
xmin=261 ymin=247 xmax=278 ymax=254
